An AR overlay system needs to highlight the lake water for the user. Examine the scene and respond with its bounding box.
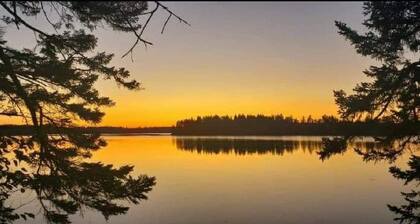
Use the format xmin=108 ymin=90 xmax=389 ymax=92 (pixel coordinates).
xmin=15 ymin=136 xmax=416 ymax=224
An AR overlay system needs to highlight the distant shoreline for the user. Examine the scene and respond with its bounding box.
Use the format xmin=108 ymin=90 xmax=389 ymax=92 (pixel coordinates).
xmin=0 ymin=124 xmax=393 ymax=137
xmin=0 ymin=121 xmax=409 ymax=137
xmin=101 ymin=133 xmax=172 ymax=136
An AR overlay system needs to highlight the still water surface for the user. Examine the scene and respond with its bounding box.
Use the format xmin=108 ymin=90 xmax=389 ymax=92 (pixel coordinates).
xmin=18 ymin=136 xmax=414 ymax=224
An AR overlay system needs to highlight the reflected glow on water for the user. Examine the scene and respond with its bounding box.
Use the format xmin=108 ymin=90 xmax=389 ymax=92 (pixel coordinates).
xmin=16 ymin=136 xmax=414 ymax=224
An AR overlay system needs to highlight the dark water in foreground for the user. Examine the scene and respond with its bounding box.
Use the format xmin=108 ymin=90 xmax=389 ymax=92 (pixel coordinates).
xmin=13 ymin=136 xmax=416 ymax=224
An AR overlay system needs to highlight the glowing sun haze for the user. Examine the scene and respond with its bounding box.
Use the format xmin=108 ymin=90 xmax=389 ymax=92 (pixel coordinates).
xmin=1 ymin=2 xmax=374 ymax=127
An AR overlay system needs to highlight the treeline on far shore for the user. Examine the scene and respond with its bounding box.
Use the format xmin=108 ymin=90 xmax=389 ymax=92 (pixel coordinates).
xmin=0 ymin=125 xmax=172 ymax=136
xmin=1 ymin=114 xmax=417 ymax=136
xmin=172 ymin=114 xmax=412 ymax=136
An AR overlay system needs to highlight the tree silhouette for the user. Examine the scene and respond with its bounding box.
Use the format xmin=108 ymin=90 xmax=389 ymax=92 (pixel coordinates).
xmin=388 ymin=155 xmax=420 ymax=224
xmin=317 ymin=137 xmax=347 ymax=161
xmin=175 ymin=137 xmax=322 ymax=156
xmin=321 ymin=2 xmax=420 ymax=222
xmin=173 ymin=114 xmax=394 ymax=136
xmin=0 ymin=1 xmax=187 ymax=223
xmin=333 ymin=1 xmax=419 ymax=142
xmin=320 ymin=1 xmax=420 ymax=162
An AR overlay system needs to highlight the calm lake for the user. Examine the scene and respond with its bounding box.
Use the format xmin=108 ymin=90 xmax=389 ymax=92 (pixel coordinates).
xmin=15 ymin=136 xmax=415 ymax=224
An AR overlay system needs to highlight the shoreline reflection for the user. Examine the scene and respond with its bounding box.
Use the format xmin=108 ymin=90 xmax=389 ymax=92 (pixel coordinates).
xmin=173 ymin=136 xmax=383 ymax=156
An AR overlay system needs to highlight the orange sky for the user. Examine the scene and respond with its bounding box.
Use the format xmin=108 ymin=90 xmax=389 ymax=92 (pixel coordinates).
xmin=1 ymin=2 xmax=374 ymax=127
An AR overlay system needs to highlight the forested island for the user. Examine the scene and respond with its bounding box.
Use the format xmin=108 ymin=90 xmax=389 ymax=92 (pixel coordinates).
xmin=2 ymin=114 xmax=414 ymax=136
xmin=172 ymin=114 xmax=412 ymax=136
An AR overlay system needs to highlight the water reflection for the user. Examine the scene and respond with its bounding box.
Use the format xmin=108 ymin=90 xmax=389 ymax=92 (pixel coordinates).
xmin=175 ymin=137 xmax=317 ymax=155
xmin=2 ymin=135 xmax=417 ymax=223
xmin=175 ymin=136 xmax=419 ymax=223
xmin=318 ymin=136 xmax=419 ymax=224
xmin=319 ymin=137 xmax=418 ymax=163
xmin=318 ymin=137 xmax=348 ymax=161
xmin=388 ymin=155 xmax=420 ymax=223
xmin=174 ymin=136 xmax=383 ymax=157
xmin=0 ymin=135 xmax=155 ymax=223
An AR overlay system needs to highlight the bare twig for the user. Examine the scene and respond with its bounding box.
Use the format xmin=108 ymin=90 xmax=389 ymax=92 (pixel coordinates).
xmin=122 ymin=1 xmax=190 ymax=58
xmin=12 ymin=2 xmax=19 ymax=29
xmin=121 ymin=3 xmax=159 ymax=58
xmin=0 ymin=111 xmax=18 ymax=116
xmin=1 ymin=1 xmax=190 ymax=63
xmin=155 ymin=1 xmax=191 ymax=26
xmin=161 ymin=14 xmax=172 ymax=34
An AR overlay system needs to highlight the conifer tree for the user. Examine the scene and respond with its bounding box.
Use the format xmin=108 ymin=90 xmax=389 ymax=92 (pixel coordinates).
xmin=0 ymin=2 xmax=187 ymax=223
xmin=334 ymin=1 xmax=419 ymax=141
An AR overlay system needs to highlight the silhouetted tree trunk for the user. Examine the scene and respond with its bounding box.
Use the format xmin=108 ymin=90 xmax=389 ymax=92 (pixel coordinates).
xmin=0 ymin=2 xmax=188 ymax=223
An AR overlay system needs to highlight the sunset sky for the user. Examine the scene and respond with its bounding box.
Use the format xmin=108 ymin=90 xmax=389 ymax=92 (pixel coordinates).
xmin=2 ymin=2 xmax=375 ymax=127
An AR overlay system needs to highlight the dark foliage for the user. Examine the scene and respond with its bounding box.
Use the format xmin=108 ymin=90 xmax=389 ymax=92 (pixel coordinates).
xmin=173 ymin=114 xmax=397 ymax=136
xmin=325 ymin=2 xmax=420 ymax=222
xmin=334 ymin=1 xmax=419 ymax=141
xmin=326 ymin=1 xmax=420 ymax=161
xmin=388 ymin=156 xmax=420 ymax=224
xmin=318 ymin=137 xmax=348 ymax=161
xmin=175 ymin=137 xmax=384 ymax=157
xmin=0 ymin=1 xmax=186 ymax=223
xmin=176 ymin=137 xmax=321 ymax=155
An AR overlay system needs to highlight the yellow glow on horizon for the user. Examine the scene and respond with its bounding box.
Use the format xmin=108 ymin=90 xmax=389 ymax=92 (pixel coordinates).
xmin=99 ymin=87 xmax=340 ymax=127
xmin=0 ymin=2 xmax=373 ymax=128
xmin=100 ymin=102 xmax=339 ymax=127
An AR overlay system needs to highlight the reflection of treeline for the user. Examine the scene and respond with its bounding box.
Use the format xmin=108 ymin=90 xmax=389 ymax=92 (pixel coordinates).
xmin=175 ymin=138 xmax=319 ymax=155
xmin=173 ymin=114 xmax=398 ymax=136
xmin=175 ymin=137 xmax=383 ymax=156
xmin=0 ymin=125 xmax=172 ymax=135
